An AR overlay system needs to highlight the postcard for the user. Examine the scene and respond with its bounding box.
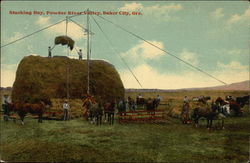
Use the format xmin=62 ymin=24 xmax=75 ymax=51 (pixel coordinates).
xmin=1 ymin=1 xmax=249 ymax=163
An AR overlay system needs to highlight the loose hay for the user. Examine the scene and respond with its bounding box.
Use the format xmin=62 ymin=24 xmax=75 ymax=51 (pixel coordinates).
xmin=54 ymin=36 xmax=75 ymax=50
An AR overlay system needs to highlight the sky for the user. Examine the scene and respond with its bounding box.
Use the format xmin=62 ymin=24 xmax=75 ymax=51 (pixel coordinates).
xmin=1 ymin=1 xmax=249 ymax=89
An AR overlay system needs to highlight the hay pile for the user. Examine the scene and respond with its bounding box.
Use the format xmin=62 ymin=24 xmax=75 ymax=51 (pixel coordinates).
xmin=46 ymin=98 xmax=84 ymax=119
xmin=54 ymin=36 xmax=75 ymax=50
xmin=167 ymin=100 xmax=209 ymax=118
xmin=12 ymin=55 xmax=125 ymax=105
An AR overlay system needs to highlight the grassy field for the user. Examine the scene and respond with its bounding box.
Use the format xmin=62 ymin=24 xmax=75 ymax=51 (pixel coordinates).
xmin=1 ymin=90 xmax=249 ymax=162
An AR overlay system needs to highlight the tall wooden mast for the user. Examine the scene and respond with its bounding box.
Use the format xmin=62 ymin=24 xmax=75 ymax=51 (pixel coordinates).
xmin=86 ymin=9 xmax=90 ymax=95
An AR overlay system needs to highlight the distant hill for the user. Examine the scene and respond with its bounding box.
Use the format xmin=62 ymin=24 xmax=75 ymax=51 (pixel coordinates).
xmin=186 ymin=80 xmax=249 ymax=91
xmin=126 ymin=80 xmax=250 ymax=92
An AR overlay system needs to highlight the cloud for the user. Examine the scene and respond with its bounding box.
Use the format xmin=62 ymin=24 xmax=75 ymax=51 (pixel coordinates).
xmin=1 ymin=64 xmax=18 ymax=87
xmin=119 ymin=3 xmax=183 ymax=20
xmin=119 ymin=2 xmax=143 ymax=11
xmin=119 ymin=61 xmax=249 ymax=89
xmin=8 ymin=32 xmax=24 ymax=42
xmin=211 ymin=8 xmax=224 ymax=19
xmin=217 ymin=61 xmax=248 ymax=71
xmin=214 ymin=61 xmax=249 ymax=84
xmin=145 ymin=3 xmax=182 ymax=13
xmin=227 ymin=48 xmax=248 ymax=56
xmin=179 ymin=49 xmax=199 ymax=66
xmin=49 ymin=21 xmax=86 ymax=40
xmin=1 ymin=54 xmax=43 ymax=87
xmin=36 ymin=16 xmax=50 ymax=25
xmin=119 ymin=3 xmax=183 ymax=12
xmin=27 ymin=53 xmax=39 ymax=56
xmin=120 ymin=64 xmax=215 ymax=89
xmin=227 ymin=8 xmax=250 ymax=25
xmin=35 ymin=16 xmax=86 ymax=41
xmin=122 ymin=40 xmax=165 ymax=61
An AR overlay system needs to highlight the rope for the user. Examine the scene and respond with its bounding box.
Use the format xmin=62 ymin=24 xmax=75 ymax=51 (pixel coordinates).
xmin=74 ymin=47 xmax=79 ymax=53
xmin=1 ymin=19 xmax=66 ymax=48
xmin=91 ymin=15 xmax=143 ymax=88
xmin=89 ymin=18 xmax=92 ymax=60
xmin=68 ymin=18 xmax=94 ymax=35
xmin=95 ymin=15 xmax=228 ymax=85
xmin=66 ymin=17 xmax=68 ymax=35
xmin=51 ymin=44 xmax=56 ymax=50
xmin=66 ymin=17 xmax=70 ymax=100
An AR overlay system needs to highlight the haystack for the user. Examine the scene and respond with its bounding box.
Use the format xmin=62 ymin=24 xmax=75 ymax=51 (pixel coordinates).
xmin=12 ymin=55 xmax=125 ymax=104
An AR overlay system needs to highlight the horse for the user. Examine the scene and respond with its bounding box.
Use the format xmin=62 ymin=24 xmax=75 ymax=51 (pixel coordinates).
xmin=136 ymin=97 xmax=146 ymax=109
xmin=128 ymin=97 xmax=136 ymax=111
xmin=192 ymin=96 xmax=211 ymax=104
xmin=215 ymin=97 xmax=242 ymax=116
xmin=117 ymin=99 xmax=126 ymax=118
xmin=108 ymin=101 xmax=116 ymax=125
xmin=103 ymin=101 xmax=116 ymax=125
xmin=196 ymin=96 xmax=211 ymax=104
xmin=103 ymin=102 xmax=111 ymax=122
xmin=13 ymin=100 xmax=50 ymax=125
xmin=225 ymin=95 xmax=235 ymax=102
xmin=192 ymin=102 xmax=226 ymax=129
xmin=236 ymin=95 xmax=249 ymax=108
xmin=89 ymin=102 xmax=103 ymax=125
xmin=82 ymin=96 xmax=96 ymax=121
xmin=146 ymin=98 xmax=158 ymax=115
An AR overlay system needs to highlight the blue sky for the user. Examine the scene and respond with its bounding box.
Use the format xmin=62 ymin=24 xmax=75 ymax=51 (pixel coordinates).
xmin=1 ymin=1 xmax=249 ymax=89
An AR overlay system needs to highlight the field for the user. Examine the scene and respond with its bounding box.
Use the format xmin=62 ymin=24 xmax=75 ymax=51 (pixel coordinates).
xmin=1 ymin=90 xmax=249 ymax=162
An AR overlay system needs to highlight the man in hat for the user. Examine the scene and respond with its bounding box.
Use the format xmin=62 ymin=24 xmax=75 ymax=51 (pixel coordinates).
xmin=63 ymin=100 xmax=70 ymax=121
xmin=48 ymin=46 xmax=52 ymax=58
xmin=78 ymin=49 xmax=82 ymax=60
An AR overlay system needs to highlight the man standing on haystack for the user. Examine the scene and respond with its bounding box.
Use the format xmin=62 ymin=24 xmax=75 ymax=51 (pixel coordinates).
xmin=78 ymin=49 xmax=83 ymax=60
xmin=63 ymin=100 xmax=70 ymax=121
xmin=48 ymin=46 xmax=52 ymax=58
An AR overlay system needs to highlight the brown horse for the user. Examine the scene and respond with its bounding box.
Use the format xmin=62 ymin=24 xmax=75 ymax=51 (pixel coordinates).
xmin=13 ymin=100 xmax=49 ymax=125
xmin=192 ymin=102 xmax=225 ymax=129
xmin=103 ymin=101 xmax=115 ymax=125
xmin=136 ymin=97 xmax=146 ymax=109
xmin=215 ymin=97 xmax=242 ymax=116
xmin=146 ymin=98 xmax=158 ymax=116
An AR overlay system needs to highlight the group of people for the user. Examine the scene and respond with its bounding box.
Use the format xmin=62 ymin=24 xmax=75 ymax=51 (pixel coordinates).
xmin=125 ymin=94 xmax=161 ymax=111
xmin=48 ymin=46 xmax=83 ymax=60
xmin=61 ymin=94 xmax=162 ymax=124
xmin=62 ymin=95 xmax=114 ymax=125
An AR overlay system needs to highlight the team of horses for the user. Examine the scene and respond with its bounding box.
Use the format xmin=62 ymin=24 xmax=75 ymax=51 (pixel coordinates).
xmin=183 ymin=95 xmax=249 ymax=129
xmin=82 ymin=96 xmax=160 ymax=125
xmin=2 ymin=95 xmax=249 ymax=130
